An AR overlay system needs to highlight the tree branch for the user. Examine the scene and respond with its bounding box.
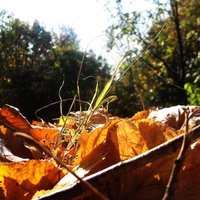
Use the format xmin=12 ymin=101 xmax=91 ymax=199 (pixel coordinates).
xmin=170 ymin=0 xmax=185 ymax=83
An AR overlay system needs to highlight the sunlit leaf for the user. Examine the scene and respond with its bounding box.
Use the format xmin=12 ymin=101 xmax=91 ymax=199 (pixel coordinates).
xmin=0 ymin=104 xmax=32 ymax=132
xmin=0 ymin=160 xmax=64 ymax=200
xmin=1 ymin=103 xmax=200 ymax=199
xmin=29 ymin=127 xmax=60 ymax=148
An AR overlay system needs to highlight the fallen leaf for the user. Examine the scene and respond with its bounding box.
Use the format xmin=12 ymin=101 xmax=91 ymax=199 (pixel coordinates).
xmin=0 ymin=138 xmax=29 ymax=162
xmin=74 ymin=117 xmax=120 ymax=166
xmin=148 ymin=105 xmax=200 ymax=130
xmin=0 ymin=125 xmax=33 ymax=158
xmin=75 ymin=117 xmax=180 ymax=172
xmin=0 ymin=105 xmax=46 ymax=159
xmin=0 ymin=104 xmax=32 ymax=132
xmin=0 ymin=160 xmax=64 ymax=200
xmin=33 ymin=142 xmax=109 ymax=199
xmin=1 ymin=105 xmax=200 ymax=200
xmin=131 ymin=109 xmax=151 ymax=120
xmin=35 ymin=114 xmax=182 ymax=199
xmin=124 ymin=140 xmax=200 ymax=200
xmin=55 ymin=142 xmax=109 ymax=187
xmin=68 ymin=116 xmax=183 ymax=199
xmin=174 ymin=141 xmax=200 ymax=199
xmin=29 ymin=127 xmax=60 ymax=148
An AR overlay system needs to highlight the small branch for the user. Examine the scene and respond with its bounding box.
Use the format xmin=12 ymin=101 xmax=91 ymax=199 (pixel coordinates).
xmin=58 ymin=74 xmax=65 ymax=118
xmin=162 ymin=108 xmax=191 ymax=200
xmin=135 ymin=87 xmax=145 ymax=110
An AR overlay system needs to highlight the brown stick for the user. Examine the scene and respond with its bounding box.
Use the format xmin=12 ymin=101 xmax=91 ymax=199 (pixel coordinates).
xmin=37 ymin=124 xmax=200 ymax=200
xmin=162 ymin=108 xmax=192 ymax=200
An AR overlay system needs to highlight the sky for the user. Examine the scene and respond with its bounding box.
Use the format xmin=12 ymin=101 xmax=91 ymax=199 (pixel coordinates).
xmin=0 ymin=0 xmax=159 ymax=66
xmin=0 ymin=0 xmax=111 ymax=57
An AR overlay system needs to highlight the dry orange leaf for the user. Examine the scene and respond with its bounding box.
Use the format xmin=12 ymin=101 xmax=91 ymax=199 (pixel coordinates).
xmin=29 ymin=127 xmax=60 ymax=148
xmin=64 ymin=116 xmax=182 ymax=199
xmin=0 ymin=160 xmax=64 ymax=200
xmin=1 ymin=104 xmax=200 ymax=200
xmin=34 ymin=142 xmax=109 ymax=199
xmin=74 ymin=117 xmax=120 ymax=166
xmin=75 ymin=117 xmax=180 ymax=171
xmin=71 ymin=115 xmax=200 ymax=199
xmin=34 ymin=114 xmax=182 ymax=199
xmin=124 ymin=141 xmax=200 ymax=200
xmin=130 ymin=109 xmax=151 ymax=120
xmin=175 ymin=141 xmax=200 ymax=199
xmin=0 ymin=104 xmax=32 ymax=133
xmin=0 ymin=104 xmax=61 ymax=146
xmin=0 ymin=104 xmax=62 ymax=158
xmin=0 ymin=125 xmax=33 ymax=159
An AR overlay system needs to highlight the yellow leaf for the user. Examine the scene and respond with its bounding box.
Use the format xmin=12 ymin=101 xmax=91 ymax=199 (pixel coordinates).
xmin=0 ymin=160 xmax=64 ymax=200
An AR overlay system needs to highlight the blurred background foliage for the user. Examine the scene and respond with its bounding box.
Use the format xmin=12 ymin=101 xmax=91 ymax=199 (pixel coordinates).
xmin=0 ymin=10 xmax=110 ymax=121
xmin=106 ymin=0 xmax=200 ymax=117
xmin=0 ymin=0 xmax=200 ymax=121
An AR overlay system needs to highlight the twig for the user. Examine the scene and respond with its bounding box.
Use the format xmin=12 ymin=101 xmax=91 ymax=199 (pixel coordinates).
xmin=58 ymin=74 xmax=65 ymax=118
xmin=135 ymin=87 xmax=145 ymax=110
xmin=37 ymin=124 xmax=200 ymax=200
xmin=55 ymin=95 xmax=77 ymax=147
xmin=14 ymin=132 xmax=109 ymax=200
xmin=162 ymin=108 xmax=191 ymax=200
xmin=35 ymin=98 xmax=91 ymax=119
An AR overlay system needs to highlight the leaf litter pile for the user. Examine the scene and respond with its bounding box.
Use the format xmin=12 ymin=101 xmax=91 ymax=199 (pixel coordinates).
xmin=1 ymin=104 xmax=200 ymax=199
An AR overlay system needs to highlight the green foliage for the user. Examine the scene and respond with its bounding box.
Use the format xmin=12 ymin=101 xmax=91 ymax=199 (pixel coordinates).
xmin=105 ymin=0 xmax=200 ymax=115
xmin=184 ymin=83 xmax=200 ymax=105
xmin=0 ymin=10 xmax=111 ymax=121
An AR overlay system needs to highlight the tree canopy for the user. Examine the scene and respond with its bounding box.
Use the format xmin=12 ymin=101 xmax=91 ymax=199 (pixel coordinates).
xmin=0 ymin=10 xmax=111 ymax=121
xmin=105 ymin=0 xmax=200 ymax=116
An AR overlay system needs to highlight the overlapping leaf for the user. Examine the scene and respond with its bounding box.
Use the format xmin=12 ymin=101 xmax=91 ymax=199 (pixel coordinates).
xmin=46 ymin=106 xmax=200 ymax=199
xmin=0 ymin=104 xmax=32 ymax=132
xmin=0 ymin=160 xmax=64 ymax=200
xmin=1 ymin=104 xmax=200 ymax=200
xmin=0 ymin=104 xmax=61 ymax=159
xmin=75 ymin=115 xmax=180 ymax=169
